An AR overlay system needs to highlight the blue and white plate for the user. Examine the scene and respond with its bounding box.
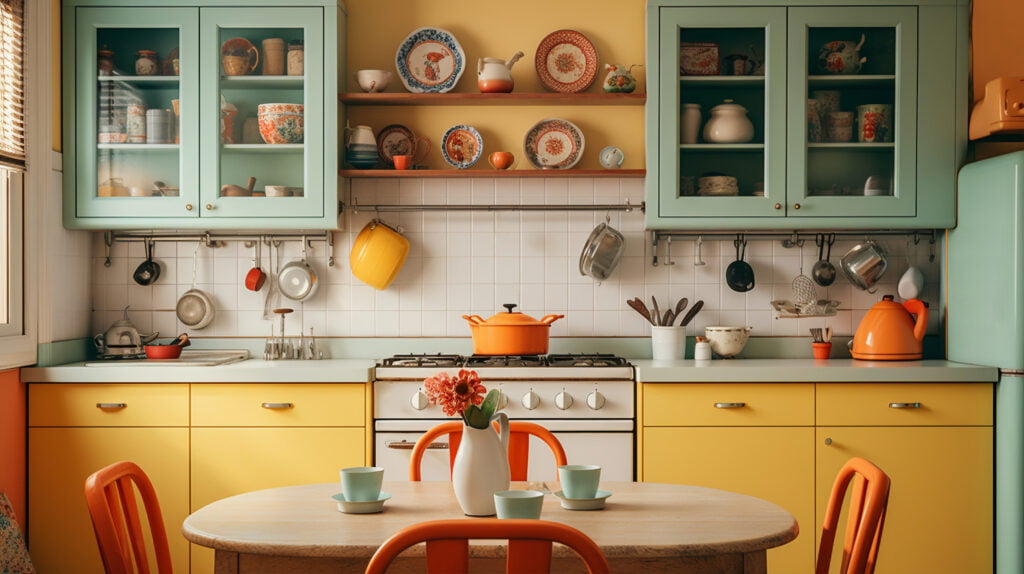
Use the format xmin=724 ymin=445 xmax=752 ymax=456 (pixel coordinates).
xmin=441 ymin=125 xmax=483 ymax=169
xmin=395 ymin=27 xmax=465 ymax=93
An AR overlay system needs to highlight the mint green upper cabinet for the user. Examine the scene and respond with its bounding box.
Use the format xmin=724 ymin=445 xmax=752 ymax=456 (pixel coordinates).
xmin=62 ymin=0 xmax=343 ymax=230
xmin=645 ymin=0 xmax=967 ymax=230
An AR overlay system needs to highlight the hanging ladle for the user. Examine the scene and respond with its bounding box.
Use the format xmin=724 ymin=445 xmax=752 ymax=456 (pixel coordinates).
xmin=725 ymin=235 xmax=755 ymax=292
xmin=132 ymin=238 xmax=161 ymax=286
xmin=812 ymin=233 xmax=837 ymax=286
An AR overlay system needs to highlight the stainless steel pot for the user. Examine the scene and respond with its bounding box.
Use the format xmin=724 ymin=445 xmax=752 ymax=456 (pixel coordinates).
xmin=278 ymin=239 xmax=319 ymax=301
xmin=579 ymin=219 xmax=625 ymax=281
xmin=840 ymin=240 xmax=888 ymax=292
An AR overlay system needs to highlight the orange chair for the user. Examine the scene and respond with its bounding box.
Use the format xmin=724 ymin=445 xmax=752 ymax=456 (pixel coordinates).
xmin=364 ymin=518 xmax=610 ymax=574
xmin=409 ymin=421 xmax=568 ymax=481
xmin=816 ymin=457 xmax=891 ymax=574
xmin=84 ymin=461 xmax=173 ymax=574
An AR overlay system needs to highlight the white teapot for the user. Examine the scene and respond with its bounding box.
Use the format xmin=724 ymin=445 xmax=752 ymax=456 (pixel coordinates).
xmin=702 ymin=99 xmax=755 ymax=143
xmin=477 ymin=51 xmax=523 ymax=93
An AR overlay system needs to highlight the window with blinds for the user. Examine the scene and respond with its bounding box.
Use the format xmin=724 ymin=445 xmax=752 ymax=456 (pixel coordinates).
xmin=0 ymin=0 xmax=24 ymax=336
xmin=0 ymin=0 xmax=23 ymax=170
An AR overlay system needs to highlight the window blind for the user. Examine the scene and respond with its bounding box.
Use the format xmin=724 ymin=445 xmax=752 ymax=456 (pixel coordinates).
xmin=0 ymin=0 xmax=24 ymax=169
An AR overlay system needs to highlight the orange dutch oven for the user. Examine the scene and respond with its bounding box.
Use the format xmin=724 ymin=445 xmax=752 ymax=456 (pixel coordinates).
xmin=462 ymin=304 xmax=564 ymax=355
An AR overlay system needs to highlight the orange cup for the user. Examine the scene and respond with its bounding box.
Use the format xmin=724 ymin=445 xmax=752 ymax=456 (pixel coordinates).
xmin=488 ymin=151 xmax=515 ymax=170
xmin=812 ymin=342 xmax=832 ymax=359
xmin=393 ymin=155 xmax=413 ymax=170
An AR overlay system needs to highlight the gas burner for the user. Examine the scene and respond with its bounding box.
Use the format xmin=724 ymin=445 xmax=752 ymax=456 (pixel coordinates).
xmin=379 ymin=354 xmax=465 ymax=368
xmin=546 ymin=353 xmax=631 ymax=367
xmin=465 ymin=355 xmax=546 ymax=368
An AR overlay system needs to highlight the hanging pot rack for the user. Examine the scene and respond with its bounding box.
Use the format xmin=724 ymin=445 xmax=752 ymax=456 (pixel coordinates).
xmin=349 ymin=198 xmax=644 ymax=213
xmin=101 ymin=230 xmax=337 ymax=267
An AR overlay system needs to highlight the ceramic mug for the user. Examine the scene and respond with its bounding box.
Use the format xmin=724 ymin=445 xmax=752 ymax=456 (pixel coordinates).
xmin=393 ymin=155 xmax=413 ymax=170
xmin=488 ymin=151 xmax=515 ymax=170
xmin=558 ymin=464 xmax=601 ymax=499
xmin=340 ymin=467 xmax=383 ymax=502
xmin=825 ymin=111 xmax=854 ymax=142
xmin=857 ymin=104 xmax=893 ymax=143
xmin=356 ymin=69 xmax=392 ymax=93
xmin=493 ymin=490 xmax=544 ymax=519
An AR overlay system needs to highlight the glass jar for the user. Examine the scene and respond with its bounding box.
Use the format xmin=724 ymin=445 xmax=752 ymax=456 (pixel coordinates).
xmin=287 ymin=41 xmax=304 ymax=76
xmin=134 ymin=50 xmax=159 ymax=76
xmin=98 ymin=49 xmax=115 ymax=75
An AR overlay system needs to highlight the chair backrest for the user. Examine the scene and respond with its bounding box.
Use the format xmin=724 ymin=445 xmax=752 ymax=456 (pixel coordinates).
xmin=816 ymin=457 xmax=891 ymax=574
xmin=84 ymin=461 xmax=173 ymax=574
xmin=409 ymin=421 xmax=568 ymax=481
xmin=364 ymin=518 xmax=610 ymax=574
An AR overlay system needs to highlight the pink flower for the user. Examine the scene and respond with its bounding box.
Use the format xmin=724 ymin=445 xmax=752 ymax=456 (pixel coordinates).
xmin=423 ymin=369 xmax=486 ymax=417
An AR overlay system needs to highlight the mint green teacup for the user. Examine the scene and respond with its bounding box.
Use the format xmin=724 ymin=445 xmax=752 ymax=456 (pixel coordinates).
xmin=558 ymin=464 xmax=601 ymax=499
xmin=340 ymin=466 xmax=383 ymax=502
xmin=494 ymin=490 xmax=544 ymax=519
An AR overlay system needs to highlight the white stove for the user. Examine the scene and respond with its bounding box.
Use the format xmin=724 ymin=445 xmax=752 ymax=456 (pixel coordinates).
xmin=373 ymin=353 xmax=636 ymax=482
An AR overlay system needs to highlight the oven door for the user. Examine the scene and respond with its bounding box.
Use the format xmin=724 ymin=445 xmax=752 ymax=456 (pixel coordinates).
xmin=374 ymin=419 xmax=634 ymax=483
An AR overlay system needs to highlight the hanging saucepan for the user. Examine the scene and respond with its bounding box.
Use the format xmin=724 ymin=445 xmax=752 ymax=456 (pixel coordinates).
xmin=350 ymin=219 xmax=410 ymax=290
xmin=176 ymin=242 xmax=216 ymax=329
xmin=132 ymin=238 xmax=161 ymax=286
xmin=278 ymin=237 xmax=319 ymax=301
xmin=579 ymin=217 xmax=625 ymax=282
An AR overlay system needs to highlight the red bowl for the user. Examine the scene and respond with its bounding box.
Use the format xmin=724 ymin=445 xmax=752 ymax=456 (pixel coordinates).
xmin=145 ymin=345 xmax=182 ymax=360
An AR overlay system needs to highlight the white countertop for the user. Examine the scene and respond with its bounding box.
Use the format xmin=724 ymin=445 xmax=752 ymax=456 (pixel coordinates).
xmin=21 ymin=358 xmax=998 ymax=384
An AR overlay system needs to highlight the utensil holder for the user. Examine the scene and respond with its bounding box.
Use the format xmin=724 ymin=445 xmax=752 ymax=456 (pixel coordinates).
xmin=651 ymin=326 xmax=685 ymax=361
xmin=812 ymin=342 xmax=832 ymax=359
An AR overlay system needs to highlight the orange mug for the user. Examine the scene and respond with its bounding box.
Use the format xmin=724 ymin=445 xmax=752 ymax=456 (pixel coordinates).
xmin=488 ymin=151 xmax=515 ymax=170
xmin=393 ymin=155 xmax=413 ymax=170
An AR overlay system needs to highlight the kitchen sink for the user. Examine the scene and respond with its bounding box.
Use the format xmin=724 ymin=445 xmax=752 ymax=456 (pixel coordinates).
xmin=84 ymin=350 xmax=249 ymax=367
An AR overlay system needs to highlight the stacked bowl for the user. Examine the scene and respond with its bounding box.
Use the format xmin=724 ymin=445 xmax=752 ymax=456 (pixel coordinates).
xmin=257 ymin=103 xmax=304 ymax=144
xmin=346 ymin=143 xmax=379 ymax=169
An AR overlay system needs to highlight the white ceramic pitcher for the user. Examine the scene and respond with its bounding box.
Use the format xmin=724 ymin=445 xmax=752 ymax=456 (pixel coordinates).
xmin=451 ymin=412 xmax=510 ymax=516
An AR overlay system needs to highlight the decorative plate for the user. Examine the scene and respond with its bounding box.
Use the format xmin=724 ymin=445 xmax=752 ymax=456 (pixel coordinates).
xmin=441 ymin=125 xmax=483 ymax=169
xmin=535 ymin=29 xmax=599 ymax=93
xmin=376 ymin=124 xmax=416 ymax=167
xmin=523 ymin=118 xmax=585 ymax=169
xmin=395 ymin=27 xmax=465 ymax=93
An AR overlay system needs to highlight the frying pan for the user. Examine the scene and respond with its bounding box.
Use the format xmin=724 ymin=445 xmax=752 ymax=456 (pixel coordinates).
xmin=132 ymin=238 xmax=161 ymax=286
xmin=725 ymin=236 xmax=755 ymax=292
xmin=176 ymin=242 xmax=216 ymax=329
xmin=278 ymin=237 xmax=319 ymax=301
xmin=579 ymin=218 xmax=625 ymax=281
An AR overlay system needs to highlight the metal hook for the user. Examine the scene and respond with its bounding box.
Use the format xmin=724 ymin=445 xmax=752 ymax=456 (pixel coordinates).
xmin=327 ymin=231 xmax=335 ymax=267
xmin=913 ymin=231 xmax=921 ymax=245
xmin=103 ymin=231 xmax=113 ymax=267
xmin=664 ymin=235 xmax=676 ymax=266
xmin=651 ymin=231 xmax=660 ymax=267
xmin=694 ymin=235 xmax=706 ymax=266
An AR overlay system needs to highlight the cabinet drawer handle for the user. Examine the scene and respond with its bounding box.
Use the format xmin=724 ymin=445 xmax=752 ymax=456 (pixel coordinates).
xmin=889 ymin=402 xmax=921 ymax=409
xmin=714 ymin=402 xmax=746 ymax=409
xmin=261 ymin=402 xmax=293 ymax=409
xmin=96 ymin=402 xmax=127 ymax=409
xmin=386 ymin=440 xmax=447 ymax=451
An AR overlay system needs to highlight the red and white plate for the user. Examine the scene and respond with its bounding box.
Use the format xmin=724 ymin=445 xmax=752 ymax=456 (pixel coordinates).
xmin=535 ymin=30 xmax=598 ymax=93
xmin=523 ymin=118 xmax=585 ymax=169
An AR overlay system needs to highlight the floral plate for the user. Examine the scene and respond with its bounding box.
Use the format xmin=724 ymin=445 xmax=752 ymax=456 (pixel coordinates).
xmin=535 ymin=29 xmax=599 ymax=93
xmin=441 ymin=125 xmax=483 ymax=169
xmin=376 ymin=124 xmax=416 ymax=167
xmin=395 ymin=27 xmax=465 ymax=93
xmin=523 ymin=118 xmax=585 ymax=169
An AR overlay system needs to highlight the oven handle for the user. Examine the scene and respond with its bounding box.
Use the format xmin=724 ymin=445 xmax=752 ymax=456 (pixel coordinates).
xmin=385 ymin=440 xmax=448 ymax=451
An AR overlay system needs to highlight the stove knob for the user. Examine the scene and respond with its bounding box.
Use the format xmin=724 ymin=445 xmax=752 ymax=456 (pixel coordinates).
xmin=410 ymin=390 xmax=430 ymax=411
xmin=521 ymin=390 xmax=541 ymax=410
xmin=554 ymin=391 xmax=574 ymax=410
xmin=497 ymin=390 xmax=510 ymax=410
xmin=586 ymin=391 xmax=606 ymax=410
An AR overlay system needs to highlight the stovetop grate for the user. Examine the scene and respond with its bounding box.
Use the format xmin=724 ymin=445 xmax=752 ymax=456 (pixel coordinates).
xmin=545 ymin=353 xmax=632 ymax=367
xmin=376 ymin=353 xmax=631 ymax=368
xmin=378 ymin=354 xmax=463 ymax=367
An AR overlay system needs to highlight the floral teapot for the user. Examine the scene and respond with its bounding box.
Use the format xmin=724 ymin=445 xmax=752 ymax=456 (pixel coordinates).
xmin=477 ymin=51 xmax=524 ymax=93
xmin=817 ymin=34 xmax=867 ymax=75
xmin=602 ymin=64 xmax=639 ymax=93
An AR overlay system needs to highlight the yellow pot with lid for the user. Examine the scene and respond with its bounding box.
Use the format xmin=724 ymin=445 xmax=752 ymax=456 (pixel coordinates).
xmin=349 ymin=219 xmax=410 ymax=290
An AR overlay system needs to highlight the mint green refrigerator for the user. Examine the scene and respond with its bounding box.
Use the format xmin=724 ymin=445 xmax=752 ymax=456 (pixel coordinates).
xmin=948 ymin=150 xmax=1024 ymax=574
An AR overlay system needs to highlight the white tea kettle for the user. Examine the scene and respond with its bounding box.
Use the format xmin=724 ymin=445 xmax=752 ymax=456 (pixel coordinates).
xmin=93 ymin=307 xmax=158 ymax=357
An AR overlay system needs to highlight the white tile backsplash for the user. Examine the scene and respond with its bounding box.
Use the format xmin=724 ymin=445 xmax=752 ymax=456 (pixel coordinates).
xmin=89 ymin=177 xmax=942 ymax=339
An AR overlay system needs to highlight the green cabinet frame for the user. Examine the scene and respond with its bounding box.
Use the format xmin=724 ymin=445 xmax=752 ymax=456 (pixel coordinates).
xmin=645 ymin=0 xmax=967 ymax=230
xmin=62 ymin=0 xmax=343 ymax=230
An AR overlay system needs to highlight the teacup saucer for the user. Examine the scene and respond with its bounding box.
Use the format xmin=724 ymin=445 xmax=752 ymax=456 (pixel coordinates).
xmin=331 ymin=492 xmax=391 ymax=514
xmin=552 ymin=490 xmax=612 ymax=511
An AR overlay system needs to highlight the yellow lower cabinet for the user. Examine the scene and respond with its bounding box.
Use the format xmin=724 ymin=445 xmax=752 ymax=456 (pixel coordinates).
xmin=190 ymin=427 xmax=365 ymax=574
xmin=644 ymin=426 xmax=815 ymax=574
xmin=816 ymin=427 xmax=993 ymax=574
xmin=28 ymin=427 xmax=190 ymax=574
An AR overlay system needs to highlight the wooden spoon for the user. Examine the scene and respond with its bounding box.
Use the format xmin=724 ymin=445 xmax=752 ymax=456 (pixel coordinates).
xmin=627 ymin=298 xmax=654 ymax=325
xmin=679 ymin=300 xmax=704 ymax=326
xmin=651 ymin=296 xmax=662 ymax=326
xmin=674 ymin=297 xmax=688 ymax=317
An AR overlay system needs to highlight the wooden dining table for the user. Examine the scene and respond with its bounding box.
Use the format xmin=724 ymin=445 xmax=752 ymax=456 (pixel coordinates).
xmin=182 ymin=481 xmax=798 ymax=574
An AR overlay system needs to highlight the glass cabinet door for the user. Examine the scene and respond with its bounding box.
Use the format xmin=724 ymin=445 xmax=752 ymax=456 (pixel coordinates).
xmin=73 ymin=8 xmax=199 ymax=218
xmin=787 ymin=7 xmax=917 ymax=218
xmin=656 ymin=7 xmax=786 ymax=218
xmin=199 ymin=8 xmax=324 ymax=219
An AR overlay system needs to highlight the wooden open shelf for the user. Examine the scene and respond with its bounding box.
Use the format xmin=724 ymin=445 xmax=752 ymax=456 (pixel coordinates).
xmin=338 ymin=92 xmax=646 ymax=106
xmin=339 ymin=168 xmax=646 ymax=178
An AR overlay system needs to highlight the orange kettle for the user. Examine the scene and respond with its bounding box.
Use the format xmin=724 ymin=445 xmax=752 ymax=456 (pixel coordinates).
xmin=851 ymin=295 xmax=928 ymax=360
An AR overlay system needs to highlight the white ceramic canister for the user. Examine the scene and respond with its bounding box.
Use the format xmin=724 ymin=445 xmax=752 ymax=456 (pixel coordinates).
xmin=651 ymin=326 xmax=686 ymax=361
xmin=681 ymin=103 xmax=702 ymax=144
xmin=287 ymin=41 xmax=304 ymax=76
xmin=703 ymin=99 xmax=754 ymax=143
xmin=694 ymin=336 xmax=712 ymax=361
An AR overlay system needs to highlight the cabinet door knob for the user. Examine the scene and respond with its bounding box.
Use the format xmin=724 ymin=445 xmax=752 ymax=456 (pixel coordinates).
xmin=793 ymin=203 xmax=801 ymax=210
xmin=824 ymin=437 xmax=833 ymax=445
xmin=185 ymin=203 xmax=193 ymax=211
xmin=774 ymin=203 xmax=782 ymax=210
xmin=205 ymin=203 xmax=215 ymax=211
